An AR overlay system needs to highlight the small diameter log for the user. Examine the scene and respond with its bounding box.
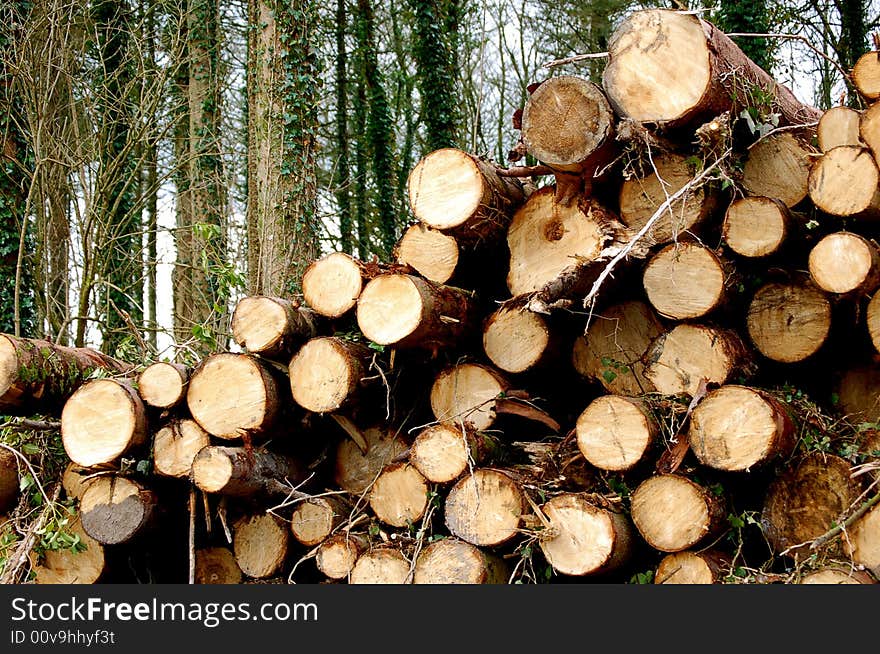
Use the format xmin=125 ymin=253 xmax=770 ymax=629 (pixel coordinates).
xmin=743 ymin=133 xmax=815 ymax=208
xmin=413 ymin=537 xmax=507 ymax=584
xmin=80 ymin=476 xmax=156 ymax=545
xmin=153 ymin=418 xmax=210 ymax=479
xmin=407 ymin=148 xmax=526 ymax=244
xmin=61 ymin=463 xmax=97 ymax=501
xmin=642 ymin=241 xmax=728 ymax=320
xmin=356 ymin=274 xmax=475 ymax=350
xmin=395 ymin=224 xmax=460 ymax=285
xmin=837 ymin=365 xmax=880 ymax=423
xmin=483 ymin=304 xmax=554 ymax=374
xmin=722 ymin=196 xmax=791 ymax=258
xmin=32 ymin=517 xmax=105 ymax=585
xmin=539 ymin=493 xmax=632 ymax=576
xmin=195 ymin=547 xmax=243 ymax=584
xmin=575 ymin=395 xmax=657 ymax=472
xmin=746 ymin=281 xmax=832 ymax=363
xmin=290 ymin=496 xmax=349 ymax=547
xmin=231 ymin=296 xmax=318 ymax=359
xmin=350 ymin=548 xmax=412 ymax=584
xmin=644 ymin=324 xmax=750 ymax=397
xmin=234 ymin=513 xmax=290 ymax=579
xmin=430 ymin=363 xmax=509 ymax=431
xmin=868 ymin=292 xmax=880 ymax=354
xmin=852 ymin=51 xmax=880 ymax=101
xmin=818 ymin=106 xmax=862 ymax=152
xmin=301 ymin=252 xmax=365 ymax=318
xmin=368 ymin=462 xmax=429 ymax=528
xmin=808 ymin=146 xmax=880 ymax=218
xmin=688 ymin=385 xmax=795 ymax=471
xmin=410 ymin=424 xmax=486 ymax=484
xmin=845 ymin=505 xmax=880 ymax=576
xmin=186 ymin=353 xmax=283 ymax=440
xmin=603 ymin=9 xmax=820 ymax=128
xmin=572 ymin=300 xmax=663 ymax=395
xmin=809 ymin=232 xmax=880 ymax=295
xmin=860 ymin=102 xmax=880 ymax=168
xmin=0 ymin=334 xmax=130 ymax=415
xmin=0 ymin=448 xmax=19 ymax=513
xmin=444 ymin=468 xmax=524 ymax=547
xmin=655 ymin=551 xmax=728 ymax=584
xmin=800 ymin=567 xmax=876 ymax=584
xmin=289 ymin=337 xmax=372 ymax=413
xmin=521 ymin=75 xmax=615 ymax=174
xmin=61 ymin=379 xmax=148 ymax=468
xmin=137 ymin=362 xmax=189 ymax=410
xmin=631 ymin=475 xmax=724 ymax=552
xmin=316 ymin=533 xmax=368 ymax=580
xmin=335 ymin=426 xmax=409 ymax=496
xmin=618 ymin=153 xmax=716 ymax=246
xmin=191 ymin=446 xmax=303 ymax=497
xmin=762 ymin=453 xmax=863 ymax=558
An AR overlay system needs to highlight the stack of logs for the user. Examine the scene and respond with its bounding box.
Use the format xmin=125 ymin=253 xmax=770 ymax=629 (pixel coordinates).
xmin=3 ymin=9 xmax=880 ymax=585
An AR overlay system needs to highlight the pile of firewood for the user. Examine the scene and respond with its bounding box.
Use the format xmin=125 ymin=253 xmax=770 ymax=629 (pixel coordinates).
xmin=2 ymin=9 xmax=880 ymax=585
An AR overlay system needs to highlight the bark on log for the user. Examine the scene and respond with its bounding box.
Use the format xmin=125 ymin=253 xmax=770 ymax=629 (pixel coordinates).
xmin=394 ymin=224 xmax=460 ymax=285
xmin=430 ymin=363 xmax=509 ymax=432
xmin=845 ymin=504 xmax=880 ymax=576
xmin=289 ymin=337 xmax=373 ymax=413
xmin=655 ymin=550 xmax=729 ymax=584
xmin=743 ymin=133 xmax=815 ymax=208
xmin=642 ymin=241 xmax=729 ymax=320
xmin=231 ymin=296 xmax=319 ymax=359
xmin=0 ymin=448 xmax=18 ymax=513
xmin=852 ymin=51 xmax=880 ymax=101
xmin=809 ymin=232 xmax=880 ymax=295
xmin=290 ymin=496 xmax=350 ymax=547
xmin=413 ymin=537 xmax=508 ymax=584
xmin=301 ymin=252 xmax=365 ymax=319
xmin=191 ymin=446 xmax=304 ymax=497
xmin=722 ymin=196 xmax=791 ymax=258
xmin=80 ymin=476 xmax=156 ymax=545
xmin=32 ymin=516 xmax=105 ymax=585
xmin=444 ymin=468 xmax=524 ymax=547
xmin=818 ymin=106 xmax=862 ymax=152
xmin=482 ymin=303 xmax=555 ymax=374
xmin=153 ymin=418 xmax=211 ymax=479
xmin=233 ymin=513 xmax=289 ymax=579
xmin=334 ymin=426 xmax=409 ymax=496
xmin=575 ymin=395 xmax=657 ymax=472
xmin=410 ymin=424 xmax=490 ymax=484
xmin=350 ymin=548 xmax=412 ymax=584
xmin=808 ymin=146 xmax=880 ymax=218
xmin=316 ymin=533 xmax=369 ymax=580
xmin=195 ymin=547 xmax=243 ymax=584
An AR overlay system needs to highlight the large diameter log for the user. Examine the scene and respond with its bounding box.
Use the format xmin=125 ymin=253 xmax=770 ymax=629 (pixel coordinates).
xmin=187 ymin=353 xmax=283 ymax=440
xmin=394 ymin=224 xmax=460 ymax=285
xmin=800 ymin=567 xmax=876 ymax=585
xmin=192 ymin=446 xmax=303 ymax=497
xmin=631 ymin=475 xmax=724 ymax=552
xmin=572 ymin=300 xmax=663 ymax=395
xmin=482 ymin=304 xmax=554 ymax=374
xmin=642 ymin=241 xmax=728 ymax=320
xmin=444 ymin=468 xmax=524 ymax=547
xmin=335 ymin=426 xmax=408 ymax=495
xmin=808 ymin=146 xmax=880 ymax=217
xmin=233 ymin=513 xmax=289 ymax=579
xmin=746 ymin=281 xmax=831 ymax=363
xmin=836 ymin=365 xmax=880 ymax=422
xmin=0 ymin=448 xmax=19 ymax=513
xmin=853 ymin=51 xmax=880 ymax=100
xmin=301 ymin=252 xmax=365 ymax=318
xmin=430 ymin=363 xmax=509 ymax=431
xmin=575 ymin=395 xmax=656 ymax=472
xmin=350 ymin=548 xmax=412 ymax=584
xmin=407 ymin=148 xmax=526 ymax=243
xmin=603 ymin=10 xmax=820 ymax=128
xmin=356 ymin=274 xmax=475 ymax=349
xmin=290 ymin=496 xmax=349 ymax=547
xmin=369 ymin=463 xmax=429 ymax=528
xmin=688 ymin=385 xmax=795 ymax=471
xmin=32 ymin=517 xmax=105 ymax=585
xmin=845 ymin=504 xmax=880 ymax=576
xmin=762 ymin=453 xmax=862 ymax=558
xmin=521 ymin=75 xmax=615 ymax=174
xmin=137 ymin=362 xmax=189 ymax=410
xmin=0 ymin=334 xmax=130 ymax=415
xmin=655 ymin=551 xmax=728 ymax=584
xmin=61 ymin=379 xmax=148 ymax=468
xmin=316 ymin=533 xmax=368 ymax=580
xmin=195 ymin=547 xmax=243 ymax=584
xmin=80 ymin=476 xmax=156 ymax=545
xmin=410 ymin=424 xmax=488 ymax=484
xmin=231 ymin=296 xmax=318 ymax=358
xmin=289 ymin=337 xmax=372 ymax=413
xmin=722 ymin=196 xmax=791 ymax=258
xmin=743 ymin=133 xmax=815 ymax=208
xmin=818 ymin=106 xmax=862 ymax=152
xmin=413 ymin=537 xmax=507 ymax=584
xmin=809 ymin=232 xmax=880 ymax=295
xmin=153 ymin=418 xmax=210 ymax=479
xmin=539 ymin=493 xmax=632 ymax=576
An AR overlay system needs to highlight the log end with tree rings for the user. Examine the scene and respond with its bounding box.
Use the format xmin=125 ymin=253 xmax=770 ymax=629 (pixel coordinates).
xmin=859 ymin=102 xmax=880 ymax=168
xmin=153 ymin=419 xmax=210 ymax=479
xmin=350 ymin=548 xmax=412 ymax=584
xmin=852 ymin=51 xmax=880 ymax=101
xmin=836 ymin=365 xmax=880 ymax=423
xmin=575 ymin=395 xmax=656 ymax=472
xmin=316 ymin=533 xmax=365 ymax=580
xmin=413 ymin=537 xmax=507 ymax=584
xmin=289 ymin=337 xmax=366 ymax=413
xmin=290 ymin=497 xmax=344 ymax=547
xmin=408 ymin=148 xmax=490 ymax=231
xmin=868 ymin=292 xmax=880 ymax=354
xmin=195 ymin=547 xmax=243 ymax=584
xmin=233 ymin=513 xmax=289 ymax=579
xmin=334 ymin=426 xmax=409 ymax=496
xmin=410 ymin=424 xmax=470 ymax=484
xmin=61 ymin=463 xmax=97 ymax=502
xmin=746 ymin=281 xmax=831 ymax=363
xmin=137 ymin=362 xmax=188 ymax=409
xmin=688 ymin=385 xmax=795 ymax=472
xmin=482 ymin=305 xmax=552 ymax=374
xmin=61 ymin=379 xmax=147 ymax=468
xmin=743 ymin=133 xmax=814 ymax=208
xmin=444 ymin=468 xmax=524 ymax=547
xmin=521 ymin=75 xmax=614 ymax=173
xmin=799 ymin=567 xmax=876 ymax=584
xmin=32 ymin=517 xmax=105 ymax=585
xmin=808 ymin=146 xmax=880 ymax=217
xmin=630 ymin=475 xmax=722 ymax=552
xmin=368 ymin=462 xmax=429 ymax=528
xmin=430 ymin=363 xmax=508 ymax=431
xmin=655 ymin=551 xmax=725 ymax=584
xmin=808 ymin=232 xmax=880 ymax=295
xmin=394 ymin=224 xmax=459 ymax=284
xmin=845 ymin=505 xmax=880 ymax=576
xmin=539 ymin=493 xmax=632 ymax=576
xmin=642 ymin=242 xmax=727 ymax=320
xmin=818 ymin=106 xmax=862 ymax=152
xmin=722 ymin=196 xmax=789 ymax=258
xmin=231 ymin=296 xmax=316 ymax=357
xmin=301 ymin=252 xmax=364 ymax=318
xmin=80 ymin=476 xmax=156 ymax=545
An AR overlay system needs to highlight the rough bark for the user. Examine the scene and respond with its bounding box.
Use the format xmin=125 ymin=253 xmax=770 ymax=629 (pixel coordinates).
xmin=192 ymin=445 xmax=304 ymax=497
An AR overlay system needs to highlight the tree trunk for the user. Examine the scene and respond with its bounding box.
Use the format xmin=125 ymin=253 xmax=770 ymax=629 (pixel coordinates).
xmin=444 ymin=468 xmax=524 ymax=547
xmin=233 ymin=512 xmax=289 ymax=579
xmin=642 ymin=241 xmax=729 ymax=320
xmin=137 ymin=362 xmax=190 ymax=410
xmin=80 ymin=476 xmax=157 ymax=545
xmin=195 ymin=547 xmax=243 ymax=584
xmin=722 ymin=196 xmax=791 ymax=258
xmin=334 ymin=0 xmax=352 ymax=254
xmin=289 ymin=337 xmax=373 ymax=414
xmin=482 ymin=303 xmax=555 ymax=374
xmin=430 ymin=363 xmax=509 ymax=432
xmin=152 ymin=418 xmax=210 ymax=479
xmin=316 ymin=533 xmax=368 ymax=580
xmin=410 ymin=424 xmax=491 ymax=484
xmin=655 ymin=550 xmax=729 ymax=584
xmin=290 ymin=496 xmax=350 ymax=547
xmin=394 ymin=224 xmax=460 ymax=285
xmin=743 ymin=133 xmax=815 ymax=208
xmin=808 ymin=146 xmax=880 ymax=218
xmin=0 ymin=448 xmax=18 ymax=512
xmin=32 ymin=516 xmax=105 ymax=584
xmin=413 ymin=537 xmax=508 ymax=584
xmin=818 ymin=106 xmax=862 ymax=151
xmin=575 ymin=395 xmax=657 ymax=472
xmin=334 ymin=425 xmax=408 ymax=496
xmin=368 ymin=462 xmax=428 ymax=528
xmin=808 ymin=232 xmax=880 ymax=295
xmin=231 ymin=296 xmax=319 ymax=359
xmin=350 ymin=547 xmax=411 ymax=584
xmin=191 ymin=445 xmax=304 ymax=497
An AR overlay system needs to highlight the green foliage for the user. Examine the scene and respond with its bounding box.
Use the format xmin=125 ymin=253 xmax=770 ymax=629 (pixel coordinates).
xmin=713 ymin=0 xmax=771 ymax=71
xmin=629 ymin=569 xmax=654 ymax=584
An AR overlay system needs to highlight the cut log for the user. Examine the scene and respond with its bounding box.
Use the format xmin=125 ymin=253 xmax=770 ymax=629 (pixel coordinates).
xmin=290 ymin=496 xmax=349 ymax=547
xmin=575 ymin=395 xmax=657 ymax=472
xmin=356 ymin=274 xmax=476 ymax=349
xmin=410 ymin=424 xmax=487 ymax=484
xmin=289 ymin=337 xmax=372 ymax=413
xmin=195 ymin=547 xmax=243 ymax=584
xmin=482 ymin=304 xmax=554 ymax=374
xmin=369 ymin=463 xmax=429 ymax=528
xmin=809 ymin=232 xmax=880 ymax=295
xmin=413 ymin=537 xmax=507 ymax=584
xmin=186 ymin=353 xmax=283 ymax=440
xmin=0 ymin=448 xmax=18 ymax=512
xmin=350 ymin=548 xmax=412 ymax=584
xmin=852 ymin=51 xmax=880 ymax=101
xmin=603 ymin=9 xmax=820 ymax=128
xmin=836 ymin=365 xmax=880 ymax=423
xmin=316 ymin=533 xmax=368 ymax=580
xmin=61 ymin=379 xmax=148 ymax=468
xmin=688 ymin=385 xmax=796 ymax=471
xmin=32 ymin=516 xmax=105 ymax=584
xmin=859 ymin=102 xmax=880 ymax=168
xmin=137 ymin=362 xmax=189 ymax=410
xmin=722 ymin=196 xmax=791 ymax=258
xmin=539 ymin=493 xmax=632 ymax=576
xmin=301 ymin=252 xmax=365 ymax=318
xmin=655 ymin=550 xmax=728 ymax=584
xmin=845 ymin=504 xmax=880 ymax=576
xmin=572 ymin=300 xmax=663 ymax=395
xmin=800 ymin=567 xmax=876 ymax=584
xmin=407 ymin=148 xmax=526 ymax=244
xmin=231 ymin=296 xmax=319 ymax=359
xmin=743 ymin=133 xmax=815 ymax=208
xmin=746 ymin=281 xmax=832 ymax=363
xmin=191 ymin=446 xmax=304 ymax=497
xmin=868 ymin=292 xmax=880 ymax=354
xmin=430 ymin=363 xmax=509 ymax=431
xmin=618 ymin=153 xmax=716 ymax=246
xmin=818 ymin=106 xmax=862 ymax=152
xmin=0 ymin=334 xmax=130 ymax=416
xmin=153 ymin=418 xmax=211 ymax=479
xmin=642 ymin=241 xmax=728 ymax=320
xmin=444 ymin=468 xmax=524 ymax=547
xmin=80 ymin=476 xmax=156 ymax=545
xmin=61 ymin=463 xmax=97 ymax=501
xmin=334 ymin=426 xmax=409 ymax=496
xmin=808 ymin=146 xmax=880 ymax=218
xmin=233 ymin=513 xmax=289 ymax=579
xmin=630 ymin=475 xmax=724 ymax=552
xmin=762 ymin=453 xmax=862 ymax=558
xmin=394 ymin=224 xmax=460 ymax=285
xmin=644 ymin=324 xmax=751 ymax=397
